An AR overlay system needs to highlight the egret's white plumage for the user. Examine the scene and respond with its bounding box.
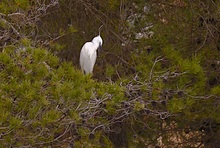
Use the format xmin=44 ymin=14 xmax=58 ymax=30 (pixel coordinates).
xmin=80 ymin=35 xmax=103 ymax=74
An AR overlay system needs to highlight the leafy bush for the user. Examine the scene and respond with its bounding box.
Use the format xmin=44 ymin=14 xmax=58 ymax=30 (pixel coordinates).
xmin=0 ymin=47 xmax=126 ymax=147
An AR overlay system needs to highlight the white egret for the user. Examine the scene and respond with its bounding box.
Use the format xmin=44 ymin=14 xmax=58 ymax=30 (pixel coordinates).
xmin=80 ymin=26 xmax=103 ymax=74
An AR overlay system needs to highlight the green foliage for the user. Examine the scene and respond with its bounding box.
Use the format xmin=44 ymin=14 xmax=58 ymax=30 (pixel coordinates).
xmin=105 ymin=64 xmax=115 ymax=78
xmin=14 ymin=0 xmax=30 ymax=9
xmin=211 ymin=85 xmax=220 ymax=95
xmin=9 ymin=116 xmax=22 ymax=129
xmin=42 ymin=110 xmax=61 ymax=126
xmin=168 ymin=98 xmax=186 ymax=113
xmin=20 ymin=38 xmax=32 ymax=47
xmin=108 ymin=0 xmax=120 ymax=10
xmin=134 ymin=101 xmax=145 ymax=111
xmin=68 ymin=25 xmax=78 ymax=33
xmin=0 ymin=46 xmax=126 ymax=147
xmin=0 ymin=0 xmax=30 ymax=13
xmin=162 ymin=46 xmax=206 ymax=91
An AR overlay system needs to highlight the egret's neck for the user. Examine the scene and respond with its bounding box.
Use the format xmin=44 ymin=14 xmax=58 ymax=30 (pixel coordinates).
xmin=92 ymin=40 xmax=99 ymax=45
xmin=92 ymin=41 xmax=100 ymax=50
xmin=91 ymin=35 xmax=102 ymax=51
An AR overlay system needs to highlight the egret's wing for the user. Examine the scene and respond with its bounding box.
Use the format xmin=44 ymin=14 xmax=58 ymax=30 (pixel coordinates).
xmin=79 ymin=48 xmax=85 ymax=73
xmin=80 ymin=42 xmax=95 ymax=74
xmin=85 ymin=43 xmax=97 ymax=73
xmin=90 ymin=50 xmax=97 ymax=71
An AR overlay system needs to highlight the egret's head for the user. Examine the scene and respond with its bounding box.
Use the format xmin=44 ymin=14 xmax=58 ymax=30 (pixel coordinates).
xmin=92 ymin=35 xmax=103 ymax=52
xmin=92 ymin=35 xmax=103 ymax=46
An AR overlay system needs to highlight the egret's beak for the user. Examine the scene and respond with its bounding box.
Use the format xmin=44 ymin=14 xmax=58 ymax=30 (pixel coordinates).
xmin=98 ymin=43 xmax=102 ymax=56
